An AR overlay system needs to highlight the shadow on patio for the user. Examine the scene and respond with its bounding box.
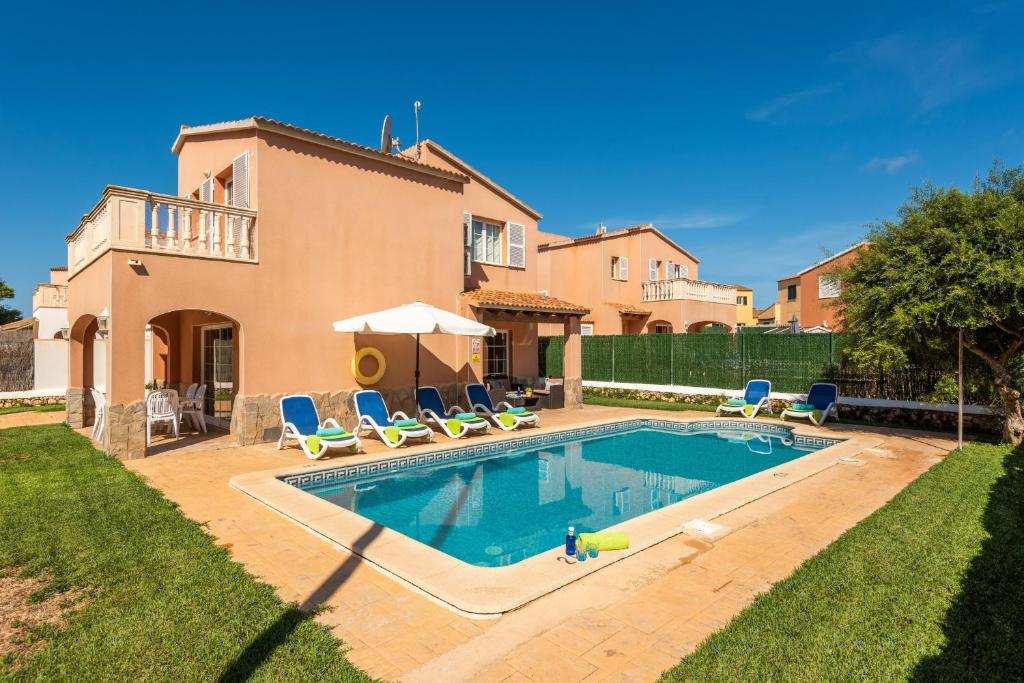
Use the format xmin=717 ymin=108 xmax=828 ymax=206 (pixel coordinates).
xmin=909 ymin=444 xmax=1024 ymax=682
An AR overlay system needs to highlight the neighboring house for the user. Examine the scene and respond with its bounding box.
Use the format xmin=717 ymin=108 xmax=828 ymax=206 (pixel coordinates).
xmin=64 ymin=118 xmax=588 ymax=459
xmin=776 ymin=243 xmax=867 ymax=331
xmin=754 ymin=303 xmax=779 ymax=326
xmin=0 ymin=267 xmax=71 ymax=396
xmin=536 ymin=224 xmax=737 ymax=335
xmin=734 ymin=286 xmax=755 ymax=327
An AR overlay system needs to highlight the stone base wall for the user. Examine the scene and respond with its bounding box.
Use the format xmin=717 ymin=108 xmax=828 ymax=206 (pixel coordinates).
xmin=104 ymin=401 xmax=148 ymax=460
xmin=232 ymin=383 xmax=460 ymax=447
xmin=563 ymin=378 xmax=583 ymax=408
xmin=66 ymin=388 xmax=88 ymax=428
xmin=0 ymin=394 xmax=65 ymax=409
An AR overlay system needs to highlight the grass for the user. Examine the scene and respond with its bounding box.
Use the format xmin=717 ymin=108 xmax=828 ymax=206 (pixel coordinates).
xmin=661 ymin=441 xmax=1024 ymax=682
xmin=0 ymin=424 xmax=370 ymax=682
xmin=583 ymin=394 xmax=720 ymax=413
xmin=0 ymin=404 xmax=64 ymax=416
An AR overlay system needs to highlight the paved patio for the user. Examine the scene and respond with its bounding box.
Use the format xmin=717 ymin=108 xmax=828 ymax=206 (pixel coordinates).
xmin=20 ymin=406 xmax=954 ymax=681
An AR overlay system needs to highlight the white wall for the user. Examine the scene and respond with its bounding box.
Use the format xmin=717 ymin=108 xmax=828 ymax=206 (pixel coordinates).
xmin=92 ymin=338 xmax=107 ymax=393
xmin=34 ymin=307 xmax=69 ymax=340
xmin=33 ymin=340 xmax=68 ymax=392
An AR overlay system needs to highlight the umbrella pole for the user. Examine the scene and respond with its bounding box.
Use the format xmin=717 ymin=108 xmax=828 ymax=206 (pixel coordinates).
xmin=415 ymin=333 xmax=421 ymax=412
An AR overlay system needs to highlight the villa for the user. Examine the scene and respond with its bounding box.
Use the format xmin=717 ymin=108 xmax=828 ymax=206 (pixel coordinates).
xmin=536 ymin=224 xmax=739 ymax=335
xmin=64 ymin=118 xmax=590 ymax=459
xmin=775 ymin=242 xmax=868 ymax=331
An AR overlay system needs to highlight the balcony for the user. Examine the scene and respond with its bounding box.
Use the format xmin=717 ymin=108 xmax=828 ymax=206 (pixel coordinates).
xmin=67 ymin=185 xmax=257 ymax=275
xmin=33 ymin=284 xmax=68 ymax=309
xmin=641 ymin=277 xmax=737 ymax=305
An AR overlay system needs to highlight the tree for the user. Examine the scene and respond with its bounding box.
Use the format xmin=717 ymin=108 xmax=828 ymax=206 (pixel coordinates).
xmin=0 ymin=277 xmax=22 ymax=325
xmin=838 ymin=163 xmax=1024 ymax=444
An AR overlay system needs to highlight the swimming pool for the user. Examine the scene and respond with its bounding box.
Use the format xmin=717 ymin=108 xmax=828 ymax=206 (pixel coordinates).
xmin=285 ymin=419 xmax=841 ymax=567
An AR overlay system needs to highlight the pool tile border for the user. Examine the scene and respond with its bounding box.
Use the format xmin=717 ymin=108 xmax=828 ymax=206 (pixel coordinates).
xmin=279 ymin=418 xmax=842 ymax=490
xmin=231 ymin=415 xmax=878 ymax=617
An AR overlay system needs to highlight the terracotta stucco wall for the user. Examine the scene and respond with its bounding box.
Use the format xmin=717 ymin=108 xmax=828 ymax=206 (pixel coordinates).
xmin=539 ymin=229 xmax=703 ymax=334
xmin=798 ymin=248 xmax=861 ymax=330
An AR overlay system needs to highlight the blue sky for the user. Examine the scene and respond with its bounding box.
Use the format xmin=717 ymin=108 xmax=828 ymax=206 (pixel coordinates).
xmin=2 ymin=1 xmax=1023 ymax=313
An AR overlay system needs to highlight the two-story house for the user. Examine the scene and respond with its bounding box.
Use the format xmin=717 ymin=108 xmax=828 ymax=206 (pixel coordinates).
xmin=776 ymin=242 xmax=867 ymax=331
xmin=64 ymin=118 xmax=588 ymax=459
xmin=536 ymin=224 xmax=737 ymax=335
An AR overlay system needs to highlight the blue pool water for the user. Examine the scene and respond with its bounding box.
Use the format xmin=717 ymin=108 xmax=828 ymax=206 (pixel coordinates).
xmin=293 ymin=422 xmax=836 ymax=567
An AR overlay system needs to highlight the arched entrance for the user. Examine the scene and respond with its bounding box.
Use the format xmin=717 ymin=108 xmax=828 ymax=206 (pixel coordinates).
xmin=68 ymin=314 xmax=105 ymax=429
xmin=686 ymin=320 xmax=734 ymax=334
xmin=145 ymin=309 xmax=241 ymax=432
xmin=646 ymin=320 xmax=674 ymax=334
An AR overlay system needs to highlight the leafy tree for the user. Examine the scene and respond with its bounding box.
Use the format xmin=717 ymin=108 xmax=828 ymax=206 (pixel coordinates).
xmin=838 ymin=163 xmax=1024 ymax=444
xmin=0 ymin=277 xmax=22 ymax=325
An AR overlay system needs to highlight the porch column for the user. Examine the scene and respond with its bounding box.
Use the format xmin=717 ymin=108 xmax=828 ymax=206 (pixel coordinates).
xmin=563 ymin=315 xmax=583 ymax=408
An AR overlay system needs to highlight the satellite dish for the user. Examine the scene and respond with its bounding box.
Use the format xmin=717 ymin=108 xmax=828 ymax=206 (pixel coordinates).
xmin=380 ymin=114 xmax=392 ymax=154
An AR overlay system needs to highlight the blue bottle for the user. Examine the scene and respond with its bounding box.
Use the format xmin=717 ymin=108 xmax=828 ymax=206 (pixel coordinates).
xmin=565 ymin=526 xmax=577 ymax=556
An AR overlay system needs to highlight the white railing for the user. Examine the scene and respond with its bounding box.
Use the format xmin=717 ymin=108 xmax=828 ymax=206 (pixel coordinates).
xmin=32 ymin=285 xmax=68 ymax=309
xmin=67 ymin=186 xmax=258 ymax=275
xmin=641 ymin=277 xmax=737 ymax=304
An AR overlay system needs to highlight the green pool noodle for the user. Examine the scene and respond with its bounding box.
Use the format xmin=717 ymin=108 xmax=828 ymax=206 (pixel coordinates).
xmin=577 ymin=532 xmax=629 ymax=551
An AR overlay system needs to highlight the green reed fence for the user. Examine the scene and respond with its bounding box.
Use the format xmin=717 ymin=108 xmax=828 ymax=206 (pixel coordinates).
xmin=538 ymin=332 xmax=851 ymax=393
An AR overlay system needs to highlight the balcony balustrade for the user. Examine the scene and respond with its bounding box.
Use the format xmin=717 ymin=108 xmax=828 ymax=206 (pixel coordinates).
xmin=67 ymin=185 xmax=257 ymax=275
xmin=641 ymin=277 xmax=737 ymax=305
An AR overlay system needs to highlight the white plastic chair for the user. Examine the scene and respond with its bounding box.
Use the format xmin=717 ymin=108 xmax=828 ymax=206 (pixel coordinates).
xmin=181 ymin=383 xmax=199 ymax=407
xmin=180 ymin=384 xmax=207 ymax=433
xmin=146 ymin=389 xmax=180 ymax=446
xmin=90 ymin=388 xmax=106 ymax=442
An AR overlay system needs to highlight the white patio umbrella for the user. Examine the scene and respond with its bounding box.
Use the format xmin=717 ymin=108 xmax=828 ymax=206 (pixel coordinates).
xmin=332 ymin=301 xmax=495 ymax=400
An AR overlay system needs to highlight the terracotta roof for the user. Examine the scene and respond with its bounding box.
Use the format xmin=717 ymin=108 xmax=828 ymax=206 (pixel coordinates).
xmin=0 ymin=318 xmax=33 ymax=332
xmin=171 ymin=117 xmax=468 ymax=183
xmin=537 ymin=223 xmax=700 ymax=264
xmin=461 ymin=289 xmax=589 ymax=315
xmin=418 ymin=140 xmax=543 ymax=219
xmin=611 ymin=302 xmax=651 ymax=316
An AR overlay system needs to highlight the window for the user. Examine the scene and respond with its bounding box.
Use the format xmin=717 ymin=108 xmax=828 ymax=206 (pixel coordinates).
xmin=472 ymin=220 xmax=502 ymax=265
xmin=664 ymin=261 xmax=688 ymax=279
xmin=787 ymin=284 xmax=798 ymax=301
xmin=580 ymin=323 xmax=594 ymax=336
xmin=610 ymin=256 xmax=629 ymax=280
xmin=648 ymin=258 xmax=659 ymax=280
xmin=818 ymin=274 xmax=841 ymax=299
xmin=484 ymin=330 xmax=509 ymax=378
xmin=654 ymin=324 xmax=672 ymax=334
xmin=676 ymin=263 xmax=689 ymax=279
xmin=737 ymin=295 xmax=748 ymax=305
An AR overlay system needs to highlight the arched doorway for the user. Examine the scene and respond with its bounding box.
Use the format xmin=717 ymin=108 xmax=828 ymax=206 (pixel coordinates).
xmin=686 ymin=320 xmax=734 ymax=334
xmin=646 ymin=320 xmax=673 ymax=334
xmin=145 ymin=309 xmax=241 ymax=431
xmin=68 ymin=314 xmax=104 ymax=429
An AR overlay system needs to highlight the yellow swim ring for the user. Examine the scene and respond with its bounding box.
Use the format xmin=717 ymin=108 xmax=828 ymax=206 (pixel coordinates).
xmin=352 ymin=347 xmax=386 ymax=385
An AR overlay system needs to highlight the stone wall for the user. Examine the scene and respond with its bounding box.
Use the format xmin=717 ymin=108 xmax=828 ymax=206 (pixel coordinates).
xmin=65 ymin=387 xmax=88 ymax=428
xmin=231 ymin=383 xmax=461 ymax=447
xmin=0 ymin=394 xmax=65 ymax=409
xmin=103 ymin=401 xmax=147 ymax=460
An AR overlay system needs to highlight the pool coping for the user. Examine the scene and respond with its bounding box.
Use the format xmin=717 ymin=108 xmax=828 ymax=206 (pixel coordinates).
xmin=229 ymin=415 xmax=881 ymax=617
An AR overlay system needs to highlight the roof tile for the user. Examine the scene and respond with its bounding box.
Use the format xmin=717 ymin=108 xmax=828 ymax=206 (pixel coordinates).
xmin=461 ymin=289 xmax=589 ymax=315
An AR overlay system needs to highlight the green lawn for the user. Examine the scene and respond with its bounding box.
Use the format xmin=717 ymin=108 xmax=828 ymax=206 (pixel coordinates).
xmin=0 ymin=403 xmax=64 ymax=416
xmin=583 ymin=394 xmax=720 ymax=413
xmin=0 ymin=424 xmax=370 ymax=682
xmin=662 ymin=441 xmax=1024 ymax=682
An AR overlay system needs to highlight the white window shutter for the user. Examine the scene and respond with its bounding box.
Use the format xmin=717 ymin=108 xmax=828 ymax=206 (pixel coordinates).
xmin=507 ymin=222 xmax=526 ymax=268
xmin=200 ymin=177 xmax=213 ymax=202
xmin=679 ymin=264 xmax=689 ymax=279
xmin=619 ymin=256 xmax=628 ymax=280
xmin=649 ymin=258 xmax=657 ymax=280
xmin=201 ymin=177 xmax=214 ymax=253
xmin=231 ymin=152 xmax=249 ymax=208
xmin=463 ymin=212 xmax=473 ymax=276
xmin=665 ymin=260 xmax=673 ymax=279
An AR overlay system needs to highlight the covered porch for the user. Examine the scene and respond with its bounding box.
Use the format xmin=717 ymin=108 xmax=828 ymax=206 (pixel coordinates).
xmin=458 ymin=289 xmax=589 ymax=408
